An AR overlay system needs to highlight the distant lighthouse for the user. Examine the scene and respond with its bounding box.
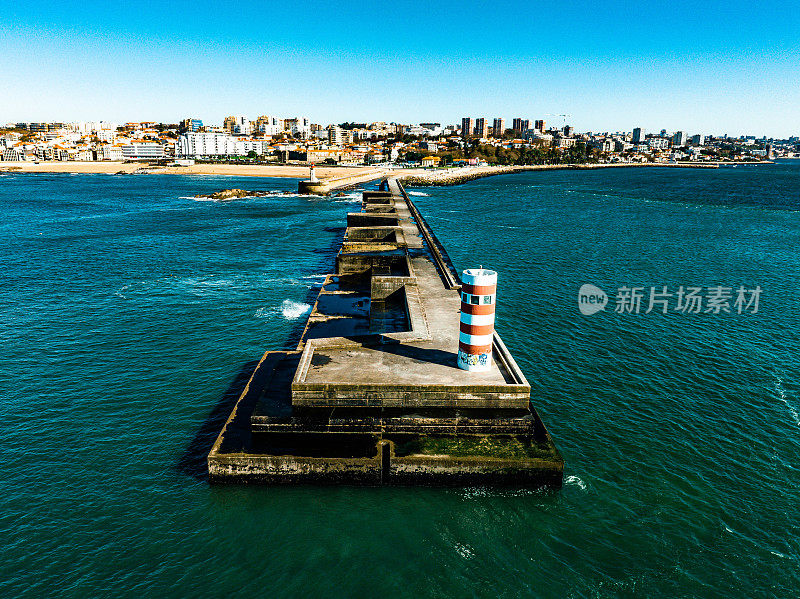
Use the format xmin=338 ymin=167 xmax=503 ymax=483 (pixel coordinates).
xmin=457 ymin=268 xmax=497 ymax=372
xmin=309 ymin=163 xmax=319 ymax=182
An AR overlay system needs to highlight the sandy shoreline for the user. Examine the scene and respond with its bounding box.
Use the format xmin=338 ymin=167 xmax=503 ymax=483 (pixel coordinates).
xmin=0 ymin=161 xmax=384 ymax=178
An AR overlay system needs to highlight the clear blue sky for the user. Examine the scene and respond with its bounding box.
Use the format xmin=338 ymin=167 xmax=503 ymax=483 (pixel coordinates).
xmin=1 ymin=0 xmax=798 ymax=137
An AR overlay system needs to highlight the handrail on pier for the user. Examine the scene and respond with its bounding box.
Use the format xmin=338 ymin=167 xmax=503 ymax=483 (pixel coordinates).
xmin=390 ymin=179 xmax=461 ymax=290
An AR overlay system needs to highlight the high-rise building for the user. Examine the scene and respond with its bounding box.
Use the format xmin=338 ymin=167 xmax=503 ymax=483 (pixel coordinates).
xmin=534 ymin=119 xmax=545 ymax=133
xmin=285 ymin=117 xmax=311 ymax=139
xmin=672 ymin=131 xmax=688 ymax=147
xmin=475 ymin=118 xmax=489 ymax=138
xmin=328 ymin=125 xmax=341 ymax=145
xmin=222 ymin=115 xmax=250 ymax=135
xmin=180 ymin=118 xmax=203 ymax=132
xmin=223 ymin=116 xmax=237 ymax=133
xmin=256 ymin=116 xmax=281 ymax=136
xmin=492 ymin=118 xmax=505 ymax=138
xmin=461 ymin=117 xmax=474 ymax=138
xmin=232 ymin=116 xmax=250 ymax=135
xmin=512 ymin=118 xmax=530 ymax=133
xmin=632 ymin=127 xmax=645 ymax=144
xmin=328 ymin=125 xmax=344 ymax=145
xmin=690 ymin=134 xmax=705 ymax=146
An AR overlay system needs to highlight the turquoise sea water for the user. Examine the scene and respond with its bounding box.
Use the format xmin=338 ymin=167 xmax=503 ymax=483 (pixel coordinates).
xmin=1 ymin=164 xmax=799 ymax=597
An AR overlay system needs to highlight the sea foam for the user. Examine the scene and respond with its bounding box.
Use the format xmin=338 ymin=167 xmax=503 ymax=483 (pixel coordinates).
xmin=255 ymin=299 xmax=312 ymax=321
xmin=566 ymin=475 xmax=587 ymax=491
xmin=774 ymin=375 xmax=800 ymax=426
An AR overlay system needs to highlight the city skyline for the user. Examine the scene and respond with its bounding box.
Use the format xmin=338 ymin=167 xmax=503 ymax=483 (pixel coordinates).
xmin=1 ymin=0 xmax=799 ymax=137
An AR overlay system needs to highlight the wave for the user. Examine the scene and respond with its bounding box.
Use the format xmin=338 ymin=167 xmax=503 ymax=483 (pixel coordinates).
xmin=565 ymin=475 xmax=587 ymax=491
xmin=459 ymin=486 xmax=548 ymax=499
xmin=268 ymin=192 xmax=317 ymax=199
xmin=280 ymin=299 xmax=312 ymax=319
xmin=114 ymin=274 xmax=272 ymax=299
xmin=407 ymin=190 xmax=430 ymax=197
xmin=301 ymin=274 xmax=328 ymax=288
xmin=453 ymin=543 xmax=475 ymax=559
xmin=334 ymin=192 xmax=363 ymax=203
xmin=255 ymin=299 xmax=312 ymax=321
xmin=774 ymin=375 xmax=800 ymax=426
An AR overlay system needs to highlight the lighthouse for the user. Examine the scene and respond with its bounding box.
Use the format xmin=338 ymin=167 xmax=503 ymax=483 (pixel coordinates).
xmin=457 ymin=268 xmax=497 ymax=372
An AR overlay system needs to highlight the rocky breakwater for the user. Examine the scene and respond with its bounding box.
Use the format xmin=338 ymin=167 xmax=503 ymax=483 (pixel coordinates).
xmin=397 ymin=162 xmax=726 ymax=188
xmin=397 ymin=166 xmax=524 ymax=187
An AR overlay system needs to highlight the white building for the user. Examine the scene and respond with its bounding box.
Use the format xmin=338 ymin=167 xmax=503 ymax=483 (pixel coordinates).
xmin=179 ymin=133 xmax=235 ymax=156
xmin=553 ymin=137 xmax=578 ymax=149
xmin=648 ymin=137 xmax=669 ymax=150
xmin=591 ymin=138 xmax=614 ymax=152
xmin=529 ymin=131 xmax=553 ymax=143
xmin=96 ymin=129 xmax=115 ymax=143
xmin=328 ymin=125 xmax=343 ymax=145
xmin=122 ymin=143 xmax=165 ymax=160
xmin=76 ymin=147 xmax=95 ymax=161
xmin=257 ymin=116 xmax=282 ymax=136
xmin=326 ymin=125 xmax=353 ymax=146
xmin=234 ymin=139 xmax=266 ymax=155
xmin=101 ymin=145 xmax=124 ymax=160
xmin=232 ymin=116 xmax=251 ymax=135
xmin=177 ymin=133 xmax=266 ymax=157
xmin=404 ymin=125 xmax=430 ymax=137
xmin=2 ymin=148 xmax=23 ymax=161
xmin=287 ymin=117 xmax=311 ymax=139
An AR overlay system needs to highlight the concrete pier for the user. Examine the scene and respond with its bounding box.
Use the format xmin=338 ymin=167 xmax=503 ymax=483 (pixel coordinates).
xmin=207 ymin=179 xmax=563 ymax=486
xmin=298 ymin=168 xmax=388 ymax=195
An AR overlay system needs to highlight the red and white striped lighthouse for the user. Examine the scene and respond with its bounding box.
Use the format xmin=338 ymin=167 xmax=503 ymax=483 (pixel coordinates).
xmin=458 ymin=268 xmax=497 ymax=372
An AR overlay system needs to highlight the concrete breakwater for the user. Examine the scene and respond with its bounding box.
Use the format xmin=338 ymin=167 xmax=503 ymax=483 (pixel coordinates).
xmin=298 ymin=168 xmax=388 ymax=195
xmin=396 ymin=162 xmax=725 ymax=187
xmin=207 ymin=178 xmax=563 ymax=486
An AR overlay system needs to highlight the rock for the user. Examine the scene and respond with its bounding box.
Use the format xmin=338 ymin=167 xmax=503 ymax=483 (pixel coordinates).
xmin=202 ymin=188 xmax=254 ymax=200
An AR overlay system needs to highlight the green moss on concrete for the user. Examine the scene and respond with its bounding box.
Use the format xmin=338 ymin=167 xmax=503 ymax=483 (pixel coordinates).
xmin=395 ymin=435 xmax=559 ymax=460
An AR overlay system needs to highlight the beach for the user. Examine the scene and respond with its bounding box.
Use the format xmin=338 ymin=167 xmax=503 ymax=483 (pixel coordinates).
xmin=0 ymin=161 xmax=382 ymax=178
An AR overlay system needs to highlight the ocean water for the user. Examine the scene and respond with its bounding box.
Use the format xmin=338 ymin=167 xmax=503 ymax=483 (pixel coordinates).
xmin=1 ymin=164 xmax=799 ymax=597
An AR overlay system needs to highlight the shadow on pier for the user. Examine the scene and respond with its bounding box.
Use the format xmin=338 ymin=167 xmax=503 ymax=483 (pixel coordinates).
xmin=349 ymin=337 xmax=458 ymax=368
